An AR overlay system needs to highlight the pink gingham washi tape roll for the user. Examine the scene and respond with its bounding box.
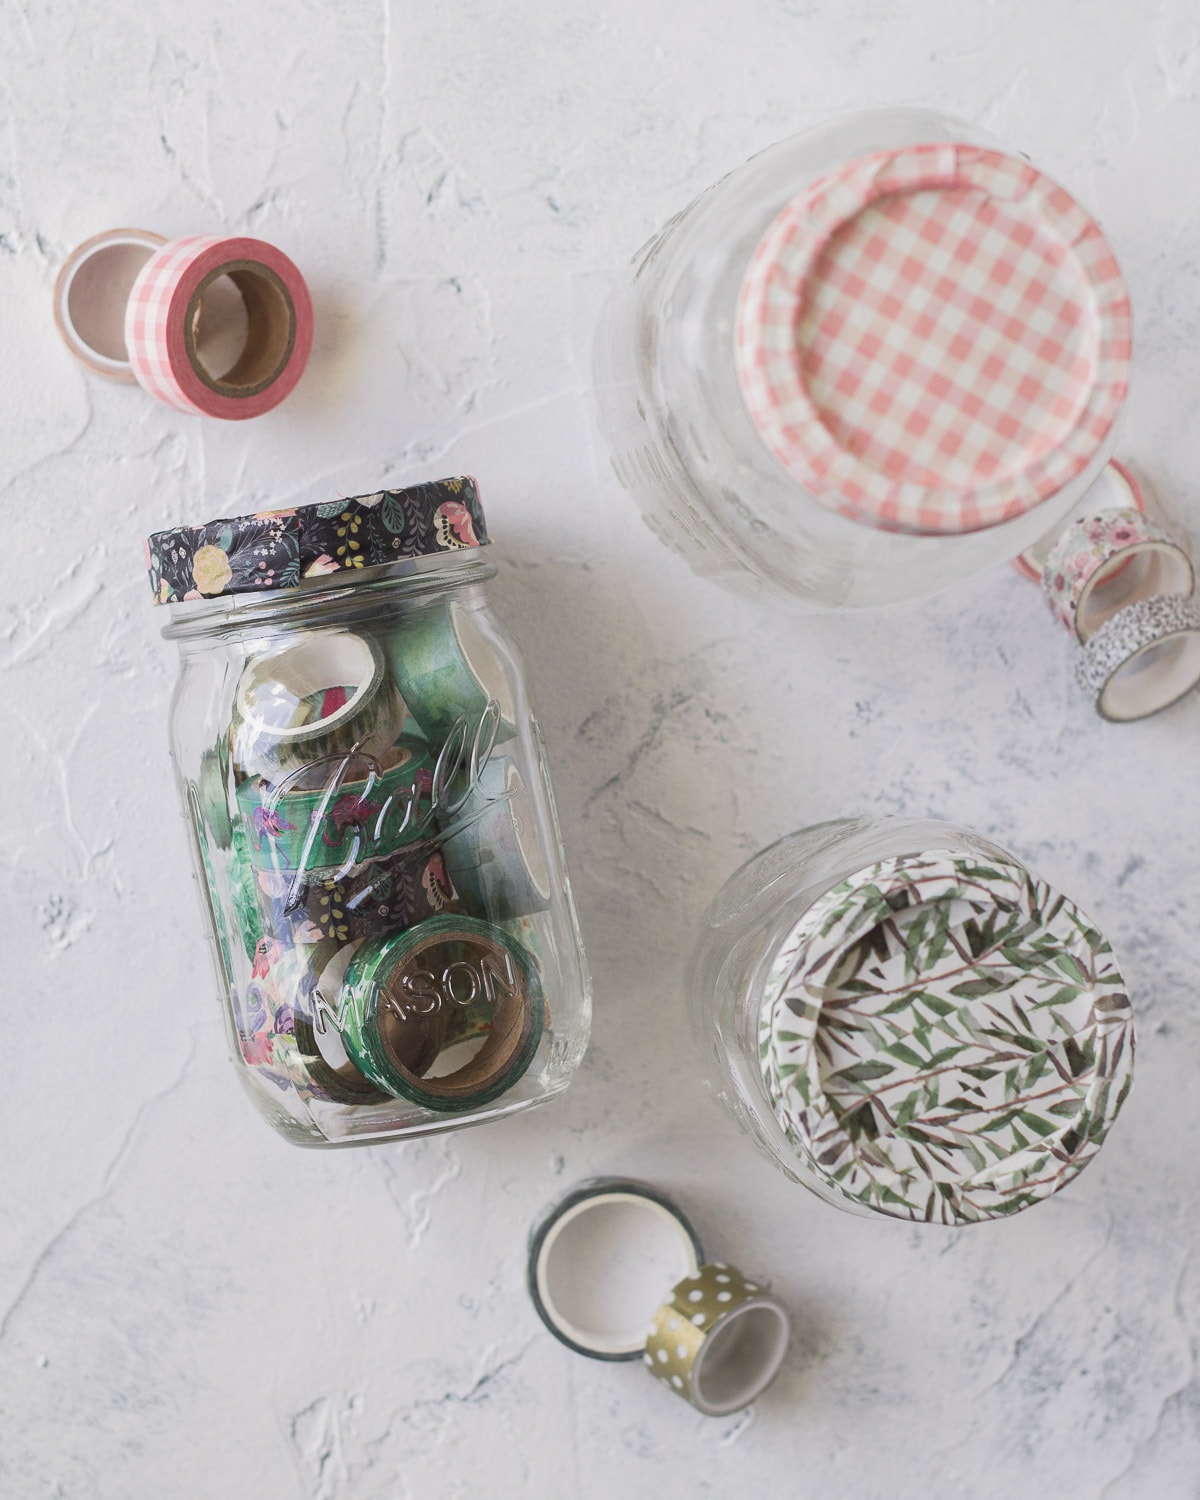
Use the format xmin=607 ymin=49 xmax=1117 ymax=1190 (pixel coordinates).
xmin=125 ymin=235 xmax=313 ymax=420
xmin=1041 ymin=507 xmax=1194 ymax=641
xmin=736 ymin=143 xmax=1131 ymax=536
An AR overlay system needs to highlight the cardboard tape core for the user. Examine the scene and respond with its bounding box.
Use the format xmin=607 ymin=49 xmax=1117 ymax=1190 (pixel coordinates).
xmin=54 ymin=228 xmax=166 ymax=377
xmin=185 ymin=260 xmax=296 ymax=396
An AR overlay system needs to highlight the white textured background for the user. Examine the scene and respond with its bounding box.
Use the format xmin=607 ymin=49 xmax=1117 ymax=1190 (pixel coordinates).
xmin=3 ymin=2 xmax=1200 ymax=1496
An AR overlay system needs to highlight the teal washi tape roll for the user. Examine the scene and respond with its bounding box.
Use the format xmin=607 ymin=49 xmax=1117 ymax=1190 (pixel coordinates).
xmin=336 ymin=914 xmax=544 ymax=1112
xmin=440 ymin=757 xmax=552 ymax=922
xmin=235 ymin=739 xmax=436 ymax=875
xmin=232 ymin=627 xmax=410 ymax=782
xmin=380 ymin=598 xmax=517 ymax=747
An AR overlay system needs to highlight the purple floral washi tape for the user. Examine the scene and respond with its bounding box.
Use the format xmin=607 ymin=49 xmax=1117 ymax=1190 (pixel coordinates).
xmin=1041 ymin=507 xmax=1194 ymax=642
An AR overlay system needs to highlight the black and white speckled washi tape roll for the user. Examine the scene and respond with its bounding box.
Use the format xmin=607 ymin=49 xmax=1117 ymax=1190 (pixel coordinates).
xmin=1075 ymin=594 xmax=1200 ymax=721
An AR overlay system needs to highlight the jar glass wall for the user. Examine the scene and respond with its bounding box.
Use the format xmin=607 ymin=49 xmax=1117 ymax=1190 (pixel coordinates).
xmin=594 ymin=109 xmax=1131 ymax=610
xmin=159 ymin=506 xmax=591 ymax=1148
xmin=687 ymin=818 xmax=1133 ymax=1224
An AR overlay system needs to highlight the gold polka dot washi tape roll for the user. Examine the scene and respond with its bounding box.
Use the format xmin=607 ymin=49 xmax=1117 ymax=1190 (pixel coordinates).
xmin=644 ymin=1263 xmax=790 ymax=1417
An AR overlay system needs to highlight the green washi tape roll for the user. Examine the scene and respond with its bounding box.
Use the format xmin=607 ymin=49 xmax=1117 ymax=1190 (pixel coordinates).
xmin=232 ymin=627 xmax=409 ymax=782
xmin=336 ymin=914 xmax=544 ymax=1112
xmin=235 ymin=739 xmax=436 ymax=875
xmin=380 ymin=598 xmax=517 ymax=747
xmin=289 ymin=940 xmax=392 ymax=1106
xmin=198 ymin=740 xmax=234 ymax=849
xmin=441 ymin=757 xmax=552 ymax=922
xmin=228 ymin=815 xmax=267 ymax=961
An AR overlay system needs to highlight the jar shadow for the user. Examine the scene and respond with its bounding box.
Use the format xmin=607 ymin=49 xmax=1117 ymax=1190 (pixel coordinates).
xmin=485 ymin=539 xmax=795 ymax=1116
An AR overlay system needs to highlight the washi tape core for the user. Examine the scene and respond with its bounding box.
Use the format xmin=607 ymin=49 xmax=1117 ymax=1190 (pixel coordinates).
xmin=184 ymin=260 xmax=295 ymax=396
xmin=529 ymin=1182 xmax=703 ymax=1359
xmin=690 ymin=1302 xmax=791 ymax=1416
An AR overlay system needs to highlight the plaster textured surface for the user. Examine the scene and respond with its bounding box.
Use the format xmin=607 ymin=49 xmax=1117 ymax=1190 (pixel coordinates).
xmin=2 ymin=2 xmax=1200 ymax=1496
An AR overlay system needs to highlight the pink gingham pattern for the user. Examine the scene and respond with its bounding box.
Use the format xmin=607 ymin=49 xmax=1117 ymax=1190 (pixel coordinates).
xmin=124 ymin=234 xmax=223 ymax=414
xmin=736 ymin=144 xmax=1132 ymax=536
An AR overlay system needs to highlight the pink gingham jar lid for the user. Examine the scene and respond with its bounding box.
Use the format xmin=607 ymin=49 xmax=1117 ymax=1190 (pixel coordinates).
xmin=735 ymin=143 xmax=1132 ymax=536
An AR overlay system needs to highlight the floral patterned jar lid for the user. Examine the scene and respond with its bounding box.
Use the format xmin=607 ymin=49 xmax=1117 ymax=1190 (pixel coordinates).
xmin=736 ymin=144 xmax=1132 ymax=535
xmin=144 ymin=475 xmax=488 ymax=605
xmin=759 ymin=850 xmax=1133 ymax=1225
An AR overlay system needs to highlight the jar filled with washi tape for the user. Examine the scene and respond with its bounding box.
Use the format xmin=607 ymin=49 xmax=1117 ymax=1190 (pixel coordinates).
xmin=148 ymin=477 xmax=591 ymax=1145
xmin=688 ymin=818 xmax=1134 ymax=1224
xmin=594 ymin=109 xmax=1132 ymax=609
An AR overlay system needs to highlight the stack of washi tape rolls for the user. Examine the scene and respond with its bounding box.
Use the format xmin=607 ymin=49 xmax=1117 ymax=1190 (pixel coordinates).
xmin=1027 ymin=463 xmax=1200 ymax=720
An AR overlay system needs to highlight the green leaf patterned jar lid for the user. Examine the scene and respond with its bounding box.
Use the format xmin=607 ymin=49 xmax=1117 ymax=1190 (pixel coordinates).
xmin=759 ymin=851 xmax=1134 ymax=1225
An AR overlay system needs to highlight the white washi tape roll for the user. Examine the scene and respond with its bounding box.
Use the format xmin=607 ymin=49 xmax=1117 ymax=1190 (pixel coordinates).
xmin=125 ymin=234 xmax=313 ymax=419
xmin=53 ymin=228 xmax=167 ymax=380
xmin=233 ymin=629 xmax=398 ymax=779
xmin=1075 ymin=594 xmax=1200 ymax=721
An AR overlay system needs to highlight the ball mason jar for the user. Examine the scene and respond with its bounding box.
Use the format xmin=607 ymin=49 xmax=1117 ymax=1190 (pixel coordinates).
xmin=148 ymin=477 xmax=591 ymax=1147
xmin=687 ymin=818 xmax=1133 ymax=1224
xmin=594 ymin=109 xmax=1132 ymax=609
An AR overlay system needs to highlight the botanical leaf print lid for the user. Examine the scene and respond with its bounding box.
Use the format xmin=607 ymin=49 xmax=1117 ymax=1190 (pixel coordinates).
xmin=736 ymin=144 xmax=1131 ymax=536
xmin=144 ymin=475 xmax=488 ymax=605
xmin=759 ymin=851 xmax=1133 ymax=1225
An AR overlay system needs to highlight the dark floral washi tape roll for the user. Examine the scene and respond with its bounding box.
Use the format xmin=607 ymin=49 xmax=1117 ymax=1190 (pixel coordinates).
xmin=145 ymin=476 xmax=488 ymax=605
xmin=336 ymin=914 xmax=544 ymax=1111
xmin=260 ymin=839 xmax=459 ymax=945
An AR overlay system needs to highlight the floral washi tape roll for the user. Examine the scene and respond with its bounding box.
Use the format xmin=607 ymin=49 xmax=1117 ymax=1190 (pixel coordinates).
xmin=1042 ymin=506 xmax=1194 ymax=641
xmin=1013 ymin=460 xmax=1146 ymax=583
xmin=145 ymin=478 xmax=488 ymax=606
xmin=336 ymin=914 xmax=544 ymax=1111
xmin=380 ymin=597 xmax=517 ymax=746
xmin=759 ymin=850 xmax=1134 ymax=1225
xmin=1075 ymin=594 xmax=1200 ymax=722
xmin=235 ymin=741 xmax=435 ymax=874
xmin=123 ymin=235 xmax=313 ymax=419
xmin=53 ymin=228 xmax=167 ymax=379
xmin=262 ymin=838 xmax=458 ymax=946
xmin=440 ymin=758 xmax=553 ymax=923
xmin=528 ymin=1178 xmax=790 ymax=1415
xmin=232 ymin=629 xmax=405 ymax=782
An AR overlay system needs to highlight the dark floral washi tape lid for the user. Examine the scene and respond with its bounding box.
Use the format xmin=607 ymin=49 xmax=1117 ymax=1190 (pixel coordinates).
xmin=145 ymin=475 xmax=488 ymax=604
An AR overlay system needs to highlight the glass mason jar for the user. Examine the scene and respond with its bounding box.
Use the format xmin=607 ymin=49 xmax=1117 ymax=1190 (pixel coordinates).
xmin=594 ymin=109 xmax=1132 ymax=609
xmin=148 ymin=477 xmax=591 ymax=1147
xmin=687 ymin=818 xmax=1134 ymax=1224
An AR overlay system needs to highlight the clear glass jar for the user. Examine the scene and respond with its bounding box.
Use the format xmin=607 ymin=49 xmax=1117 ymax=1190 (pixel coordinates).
xmin=151 ymin=478 xmax=591 ymax=1147
xmin=594 ymin=109 xmax=1132 ymax=609
xmin=687 ymin=817 xmax=1134 ymax=1224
